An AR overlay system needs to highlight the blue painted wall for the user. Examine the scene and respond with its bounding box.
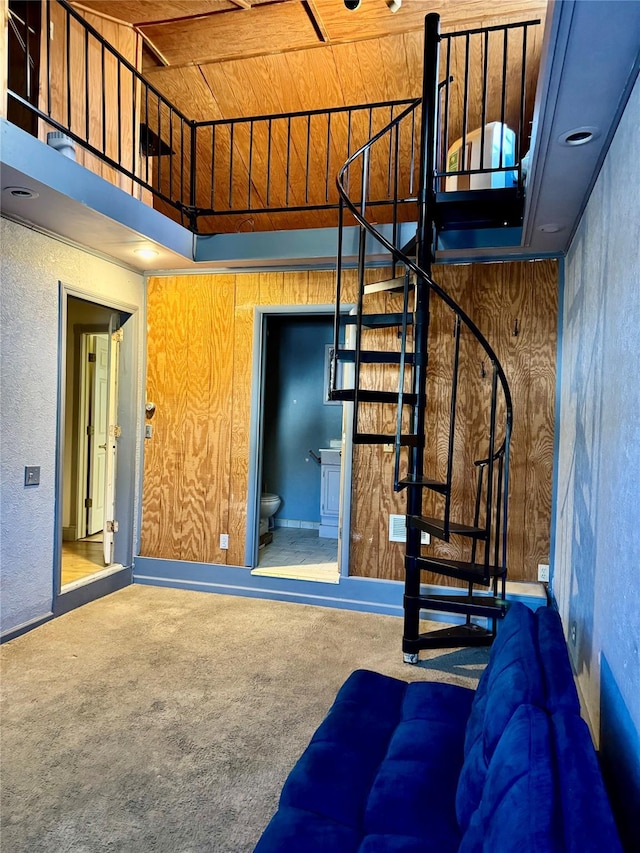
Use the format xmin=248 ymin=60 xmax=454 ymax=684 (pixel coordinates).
xmin=552 ymin=73 xmax=640 ymax=850
xmin=263 ymin=316 xmax=342 ymax=523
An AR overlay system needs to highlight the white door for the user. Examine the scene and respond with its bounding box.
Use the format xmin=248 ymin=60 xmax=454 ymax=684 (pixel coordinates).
xmin=87 ymin=335 xmax=109 ymax=535
xmin=103 ymin=318 xmax=122 ymax=566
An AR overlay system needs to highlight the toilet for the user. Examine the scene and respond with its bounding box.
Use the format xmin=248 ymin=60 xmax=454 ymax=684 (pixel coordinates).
xmin=260 ymin=493 xmax=281 ymax=521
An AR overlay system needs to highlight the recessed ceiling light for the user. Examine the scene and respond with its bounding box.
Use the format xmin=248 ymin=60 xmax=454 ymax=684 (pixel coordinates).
xmin=537 ymin=223 xmax=564 ymax=233
xmin=558 ymin=126 xmax=599 ymax=147
xmin=3 ymin=186 xmax=39 ymax=199
xmin=133 ymin=247 xmax=159 ymax=260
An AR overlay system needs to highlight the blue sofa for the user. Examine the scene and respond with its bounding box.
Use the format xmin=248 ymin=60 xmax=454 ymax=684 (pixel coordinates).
xmin=254 ymin=603 xmax=622 ymax=852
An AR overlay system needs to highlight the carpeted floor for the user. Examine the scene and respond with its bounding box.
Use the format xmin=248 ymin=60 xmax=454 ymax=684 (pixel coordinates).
xmin=0 ymin=585 xmax=489 ymax=852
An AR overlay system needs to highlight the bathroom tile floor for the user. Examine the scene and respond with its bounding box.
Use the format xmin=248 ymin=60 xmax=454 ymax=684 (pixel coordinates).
xmin=251 ymin=528 xmax=339 ymax=583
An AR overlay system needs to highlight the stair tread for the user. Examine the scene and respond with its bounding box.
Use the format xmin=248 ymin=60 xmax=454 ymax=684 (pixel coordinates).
xmin=354 ymin=433 xmax=422 ymax=446
xmin=408 ymin=555 xmax=495 ymax=586
xmin=335 ymin=349 xmax=414 ymax=365
xmin=341 ymin=312 xmax=413 ymax=328
xmin=435 ymin=187 xmax=523 ymax=231
xmin=363 ymin=276 xmax=406 ymax=295
xmin=420 ymin=592 xmax=507 ymax=605
xmin=416 ymin=555 xmax=500 ymax=574
xmin=332 ymin=389 xmax=417 ymax=405
xmin=397 ymin=476 xmax=448 ymax=494
xmin=409 ymin=515 xmax=486 ymax=539
xmin=415 ymin=593 xmax=508 ymax=617
xmin=407 ymin=623 xmax=495 ymax=650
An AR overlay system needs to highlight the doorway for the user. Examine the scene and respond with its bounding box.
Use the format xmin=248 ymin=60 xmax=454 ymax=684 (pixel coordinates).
xmin=247 ymin=308 xmax=353 ymax=582
xmin=58 ymin=295 xmax=127 ymax=594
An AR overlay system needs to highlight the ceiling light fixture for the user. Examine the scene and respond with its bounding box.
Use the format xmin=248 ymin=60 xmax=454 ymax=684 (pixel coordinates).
xmin=386 ymin=0 xmax=402 ymax=11
xmin=558 ymin=126 xmax=599 ymax=147
xmin=537 ymin=223 xmax=563 ymax=234
xmin=133 ymin=247 xmax=159 ymax=260
xmin=3 ymin=186 xmax=39 ymax=199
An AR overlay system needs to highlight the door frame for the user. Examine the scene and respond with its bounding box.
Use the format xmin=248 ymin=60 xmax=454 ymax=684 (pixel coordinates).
xmin=246 ymin=304 xmax=354 ymax=573
xmin=54 ymin=284 xmax=139 ymax=614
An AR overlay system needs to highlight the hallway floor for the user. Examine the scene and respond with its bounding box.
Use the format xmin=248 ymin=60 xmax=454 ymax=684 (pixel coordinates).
xmin=252 ymin=528 xmax=339 ymax=583
xmin=61 ymin=539 xmax=105 ymax=586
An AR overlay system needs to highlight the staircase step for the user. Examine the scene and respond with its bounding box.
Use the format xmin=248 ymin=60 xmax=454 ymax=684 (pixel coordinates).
xmin=335 ymin=349 xmax=415 ymax=365
xmin=354 ymin=433 xmax=422 ymax=447
xmin=435 ymin=187 xmax=523 ymax=232
xmin=405 ymin=623 xmax=495 ymax=651
xmin=397 ymin=476 xmax=448 ymax=494
xmin=363 ymin=276 xmax=406 ymax=295
xmin=408 ymin=515 xmax=486 ymax=541
xmin=411 ymin=555 xmax=498 ymax=586
xmin=341 ymin=313 xmax=412 ymax=329
xmin=413 ymin=593 xmax=509 ymax=619
xmin=332 ymin=389 xmax=417 ymax=405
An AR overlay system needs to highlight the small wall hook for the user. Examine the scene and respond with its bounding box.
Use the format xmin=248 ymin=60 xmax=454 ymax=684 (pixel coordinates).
xmin=481 ymin=360 xmax=486 ymax=379
xmin=513 ymin=317 xmax=519 ymax=337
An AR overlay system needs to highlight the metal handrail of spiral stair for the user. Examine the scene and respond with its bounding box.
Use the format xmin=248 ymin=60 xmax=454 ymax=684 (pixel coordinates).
xmin=332 ymin=19 xmax=514 ymax=578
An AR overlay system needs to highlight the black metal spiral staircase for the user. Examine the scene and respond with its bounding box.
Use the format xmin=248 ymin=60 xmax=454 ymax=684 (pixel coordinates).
xmin=330 ymin=13 xmax=516 ymax=659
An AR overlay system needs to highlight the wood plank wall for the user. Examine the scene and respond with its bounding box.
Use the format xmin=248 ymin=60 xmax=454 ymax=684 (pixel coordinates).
xmin=38 ymin=1 xmax=151 ymax=202
xmin=142 ymin=259 xmax=557 ymax=583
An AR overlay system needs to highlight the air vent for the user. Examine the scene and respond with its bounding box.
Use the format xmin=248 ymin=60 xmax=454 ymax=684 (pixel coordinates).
xmin=389 ymin=514 xmax=430 ymax=545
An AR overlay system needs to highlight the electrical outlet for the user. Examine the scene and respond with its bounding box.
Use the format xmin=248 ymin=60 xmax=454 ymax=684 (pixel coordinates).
xmin=383 ymin=444 xmax=394 ymax=453
xmin=570 ymin=622 xmax=577 ymax=645
xmin=220 ymin=533 xmax=229 ymax=550
xmin=537 ymin=563 xmax=550 ymax=583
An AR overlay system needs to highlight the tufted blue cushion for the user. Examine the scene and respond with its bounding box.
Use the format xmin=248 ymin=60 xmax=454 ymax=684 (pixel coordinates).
xmin=456 ymin=602 xmax=546 ymax=830
xmin=535 ymin=607 xmax=581 ymax=715
xmin=550 ymin=711 xmax=623 ymax=853
xmin=255 ymin=669 xmax=473 ymax=853
xmin=458 ymin=704 xmax=562 ymax=853
xmin=253 ymin=806 xmax=359 ymax=853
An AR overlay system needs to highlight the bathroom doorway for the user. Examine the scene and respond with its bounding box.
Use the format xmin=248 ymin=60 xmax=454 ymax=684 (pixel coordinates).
xmin=247 ymin=307 xmax=353 ymax=582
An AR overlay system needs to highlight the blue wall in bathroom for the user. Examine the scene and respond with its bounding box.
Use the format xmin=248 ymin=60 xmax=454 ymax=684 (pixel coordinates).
xmin=263 ymin=316 xmax=343 ymax=523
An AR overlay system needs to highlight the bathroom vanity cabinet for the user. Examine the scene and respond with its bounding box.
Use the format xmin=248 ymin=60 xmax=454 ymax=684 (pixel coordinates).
xmin=319 ymin=448 xmax=340 ymax=539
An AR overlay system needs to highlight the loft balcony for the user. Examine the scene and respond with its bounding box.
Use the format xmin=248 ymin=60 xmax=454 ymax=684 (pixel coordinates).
xmin=2 ymin=1 xmax=639 ymax=270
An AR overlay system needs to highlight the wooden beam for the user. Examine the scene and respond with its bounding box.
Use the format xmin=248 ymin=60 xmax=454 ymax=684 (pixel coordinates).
xmin=138 ymin=2 xmax=320 ymax=66
xmin=69 ymin=2 xmax=135 ymax=28
xmin=305 ymin=0 xmax=330 ymax=43
xmin=135 ymin=25 xmax=170 ymax=66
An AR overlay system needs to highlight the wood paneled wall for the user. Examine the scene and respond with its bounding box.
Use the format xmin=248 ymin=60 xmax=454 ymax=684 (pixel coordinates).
xmin=38 ymin=1 xmax=151 ymax=202
xmin=142 ymin=259 xmax=557 ymax=583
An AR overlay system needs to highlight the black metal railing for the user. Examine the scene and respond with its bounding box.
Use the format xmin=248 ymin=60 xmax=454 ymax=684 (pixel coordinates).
xmin=436 ymin=19 xmax=540 ymax=192
xmin=7 ymin=0 xmax=193 ymax=219
xmin=5 ymin=1 xmax=538 ymax=235
xmin=191 ymin=98 xmax=420 ymax=225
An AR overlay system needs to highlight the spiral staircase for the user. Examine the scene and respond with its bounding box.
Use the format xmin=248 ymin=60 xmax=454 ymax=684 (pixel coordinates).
xmin=329 ymin=14 xmax=516 ymax=658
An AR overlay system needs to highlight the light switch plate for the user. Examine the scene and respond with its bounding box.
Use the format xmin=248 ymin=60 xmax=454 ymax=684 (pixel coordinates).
xmin=25 ymin=466 xmax=40 ymax=486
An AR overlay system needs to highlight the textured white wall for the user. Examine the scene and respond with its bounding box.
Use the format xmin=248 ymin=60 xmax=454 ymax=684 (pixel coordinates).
xmin=0 ymin=220 xmax=144 ymax=634
xmin=553 ymin=73 xmax=640 ymax=836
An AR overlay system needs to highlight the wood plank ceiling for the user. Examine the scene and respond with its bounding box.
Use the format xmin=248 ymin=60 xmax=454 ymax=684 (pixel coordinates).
xmin=72 ymin=0 xmax=546 ymax=116
xmin=71 ymin=0 xmax=548 ymax=231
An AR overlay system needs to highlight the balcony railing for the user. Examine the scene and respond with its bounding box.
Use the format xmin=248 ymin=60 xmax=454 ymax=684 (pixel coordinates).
xmin=5 ymin=0 xmax=540 ymax=235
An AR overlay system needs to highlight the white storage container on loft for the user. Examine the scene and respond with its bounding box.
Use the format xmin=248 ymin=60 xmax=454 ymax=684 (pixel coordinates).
xmin=445 ymin=122 xmax=517 ymax=190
